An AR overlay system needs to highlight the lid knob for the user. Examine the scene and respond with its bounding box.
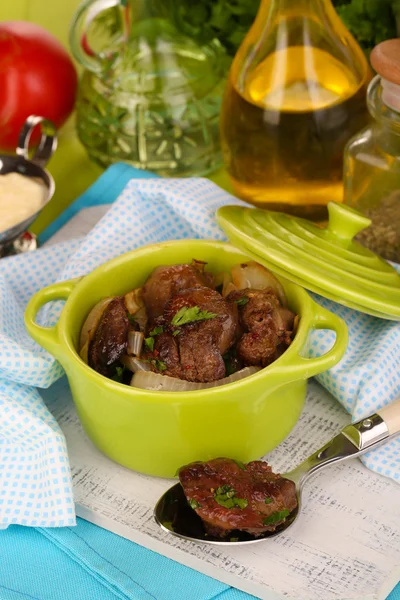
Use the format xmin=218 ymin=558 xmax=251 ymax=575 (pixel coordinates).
xmin=326 ymin=202 xmax=371 ymax=240
xmin=370 ymin=39 xmax=400 ymax=86
xmin=370 ymin=39 xmax=400 ymax=112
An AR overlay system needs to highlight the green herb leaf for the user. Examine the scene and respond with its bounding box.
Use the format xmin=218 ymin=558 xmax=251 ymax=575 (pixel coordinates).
xmin=214 ymin=486 xmax=248 ymax=510
xmin=111 ymin=365 xmax=126 ymax=383
xmin=150 ymin=326 xmax=163 ymax=336
xmin=153 ymin=359 xmax=167 ymax=372
xmin=223 ymin=347 xmax=239 ymax=376
xmin=215 ymin=485 xmax=235 ymax=497
xmin=263 ymin=509 xmax=290 ymax=525
xmin=172 ymin=329 xmax=181 ymax=337
xmin=188 ymin=498 xmax=201 ymax=509
xmin=234 ymin=296 xmax=249 ymax=307
xmin=144 ymin=337 xmax=155 ymax=352
xmin=171 ymin=306 xmax=217 ymax=327
xmin=214 ymin=496 xmax=236 ymax=508
xmin=264 ymin=497 xmax=273 ymax=505
xmin=233 ymin=459 xmax=246 ymax=471
xmin=233 ymin=497 xmax=248 ymax=509
xmin=127 ymin=313 xmax=136 ymax=325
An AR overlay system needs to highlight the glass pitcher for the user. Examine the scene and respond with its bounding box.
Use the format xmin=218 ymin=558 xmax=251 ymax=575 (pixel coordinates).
xmin=69 ymin=0 xmax=227 ymax=177
xmin=220 ymin=0 xmax=372 ymax=219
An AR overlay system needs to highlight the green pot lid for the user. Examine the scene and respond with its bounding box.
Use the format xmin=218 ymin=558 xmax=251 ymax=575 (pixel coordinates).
xmin=217 ymin=202 xmax=400 ymax=321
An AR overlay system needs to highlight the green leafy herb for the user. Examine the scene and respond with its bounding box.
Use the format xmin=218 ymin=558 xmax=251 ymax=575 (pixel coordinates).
xmin=263 ymin=509 xmax=290 ymax=525
xmin=264 ymin=497 xmax=273 ymax=505
xmin=223 ymin=347 xmax=240 ymax=376
xmin=188 ymin=498 xmax=201 ymax=509
xmin=150 ymin=326 xmax=163 ymax=336
xmin=214 ymin=485 xmax=248 ymax=510
xmin=144 ymin=326 xmax=163 ymax=351
xmin=234 ymin=296 xmax=249 ymax=307
xmin=112 ymin=365 xmax=126 ymax=383
xmin=215 ymin=485 xmax=235 ymax=497
xmin=333 ymin=0 xmax=398 ymax=57
xmin=233 ymin=459 xmax=246 ymax=471
xmin=127 ymin=313 xmax=136 ymax=325
xmin=173 ymin=329 xmax=181 ymax=337
xmin=144 ymin=337 xmax=155 ymax=352
xmin=171 ymin=306 xmax=217 ymax=327
xmin=152 ymin=359 xmax=167 ymax=372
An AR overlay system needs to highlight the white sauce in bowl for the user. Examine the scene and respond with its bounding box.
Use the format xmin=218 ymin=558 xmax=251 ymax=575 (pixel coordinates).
xmin=0 ymin=172 xmax=47 ymax=233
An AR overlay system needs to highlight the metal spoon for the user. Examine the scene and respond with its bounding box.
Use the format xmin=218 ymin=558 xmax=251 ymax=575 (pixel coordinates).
xmin=154 ymin=399 xmax=400 ymax=545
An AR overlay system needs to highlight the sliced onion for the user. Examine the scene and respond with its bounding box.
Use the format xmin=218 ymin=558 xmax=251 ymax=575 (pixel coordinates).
xmin=221 ymin=271 xmax=238 ymax=297
xmin=231 ymin=262 xmax=287 ymax=306
xmin=124 ymin=288 xmax=148 ymax=331
xmin=80 ymin=340 xmax=89 ymax=364
xmin=121 ymin=355 xmax=151 ymax=372
xmin=128 ymin=331 xmax=144 ymax=356
xmin=124 ymin=288 xmax=143 ymax=314
xmin=130 ymin=366 xmax=261 ymax=392
xmin=133 ymin=306 xmax=148 ymax=332
xmin=79 ymin=297 xmax=114 ymax=351
xmin=191 ymin=259 xmax=207 ymax=273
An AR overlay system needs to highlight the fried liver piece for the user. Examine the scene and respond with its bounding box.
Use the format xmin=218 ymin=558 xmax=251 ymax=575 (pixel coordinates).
xmin=178 ymin=457 xmax=297 ymax=537
xmin=146 ymin=286 xmax=239 ymax=382
xmin=227 ymin=288 xmax=296 ymax=367
xmin=142 ymin=261 xmax=215 ymax=323
xmin=88 ymin=296 xmax=132 ymax=378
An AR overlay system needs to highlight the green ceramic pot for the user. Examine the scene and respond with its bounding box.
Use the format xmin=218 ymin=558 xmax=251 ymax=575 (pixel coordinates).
xmin=24 ymin=240 xmax=348 ymax=477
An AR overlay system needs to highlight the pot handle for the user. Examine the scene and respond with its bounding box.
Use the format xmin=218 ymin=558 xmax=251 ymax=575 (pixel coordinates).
xmin=24 ymin=279 xmax=79 ymax=358
xmin=272 ymin=305 xmax=348 ymax=380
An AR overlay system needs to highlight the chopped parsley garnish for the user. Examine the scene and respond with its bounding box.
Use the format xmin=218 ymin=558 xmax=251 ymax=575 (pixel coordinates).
xmin=233 ymin=459 xmax=246 ymax=471
xmin=223 ymin=347 xmax=239 ymax=376
xmin=112 ymin=365 xmax=126 ymax=383
xmin=172 ymin=329 xmax=181 ymax=337
xmin=264 ymin=497 xmax=273 ymax=504
xmin=171 ymin=306 xmax=217 ymax=327
xmin=127 ymin=313 xmax=137 ymax=325
xmin=144 ymin=326 xmax=163 ymax=352
xmin=234 ymin=296 xmax=249 ymax=307
xmin=150 ymin=325 xmax=163 ymax=336
xmin=188 ymin=498 xmax=201 ymax=510
xmin=263 ymin=509 xmax=290 ymax=525
xmin=144 ymin=337 xmax=155 ymax=352
xmin=152 ymin=359 xmax=167 ymax=372
xmin=214 ymin=485 xmax=248 ymax=510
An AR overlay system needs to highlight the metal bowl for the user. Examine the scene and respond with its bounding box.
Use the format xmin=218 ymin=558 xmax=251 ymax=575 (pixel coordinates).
xmin=0 ymin=115 xmax=57 ymax=255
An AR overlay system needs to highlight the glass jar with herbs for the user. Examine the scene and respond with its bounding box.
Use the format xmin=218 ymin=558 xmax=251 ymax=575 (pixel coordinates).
xmin=343 ymin=39 xmax=400 ymax=263
xmin=69 ymin=0 xmax=227 ymax=177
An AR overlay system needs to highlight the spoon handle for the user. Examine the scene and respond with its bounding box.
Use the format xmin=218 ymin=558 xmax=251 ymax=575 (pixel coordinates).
xmin=377 ymin=401 xmax=400 ymax=435
xmin=286 ymin=398 xmax=400 ymax=486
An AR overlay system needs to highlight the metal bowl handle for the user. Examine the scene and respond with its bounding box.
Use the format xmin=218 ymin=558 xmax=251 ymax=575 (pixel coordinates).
xmin=16 ymin=115 xmax=58 ymax=168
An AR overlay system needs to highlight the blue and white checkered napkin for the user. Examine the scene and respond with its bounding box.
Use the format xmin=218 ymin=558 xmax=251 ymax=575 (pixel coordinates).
xmin=0 ymin=177 xmax=399 ymax=529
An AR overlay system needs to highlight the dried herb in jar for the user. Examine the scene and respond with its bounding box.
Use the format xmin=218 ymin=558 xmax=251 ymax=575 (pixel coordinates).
xmin=355 ymin=191 xmax=400 ymax=263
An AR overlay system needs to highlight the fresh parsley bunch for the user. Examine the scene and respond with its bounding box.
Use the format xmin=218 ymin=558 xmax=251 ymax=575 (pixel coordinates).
xmin=334 ymin=0 xmax=400 ymax=56
xmin=169 ymin=0 xmax=400 ymax=57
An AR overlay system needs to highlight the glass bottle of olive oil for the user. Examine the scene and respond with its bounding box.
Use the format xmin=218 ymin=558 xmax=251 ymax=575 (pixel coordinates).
xmin=220 ymin=0 xmax=372 ymax=220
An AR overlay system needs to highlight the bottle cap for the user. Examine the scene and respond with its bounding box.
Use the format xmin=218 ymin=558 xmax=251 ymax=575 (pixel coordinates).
xmin=370 ymin=39 xmax=400 ymax=111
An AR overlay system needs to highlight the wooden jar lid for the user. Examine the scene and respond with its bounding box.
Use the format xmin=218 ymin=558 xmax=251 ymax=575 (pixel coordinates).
xmin=370 ymin=39 xmax=400 ymax=85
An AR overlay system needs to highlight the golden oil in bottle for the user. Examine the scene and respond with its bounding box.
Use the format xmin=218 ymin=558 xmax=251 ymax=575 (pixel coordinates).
xmin=220 ymin=45 xmax=371 ymax=220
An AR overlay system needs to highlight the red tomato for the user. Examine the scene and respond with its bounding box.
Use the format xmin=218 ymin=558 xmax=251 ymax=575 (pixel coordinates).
xmin=0 ymin=21 xmax=78 ymax=151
